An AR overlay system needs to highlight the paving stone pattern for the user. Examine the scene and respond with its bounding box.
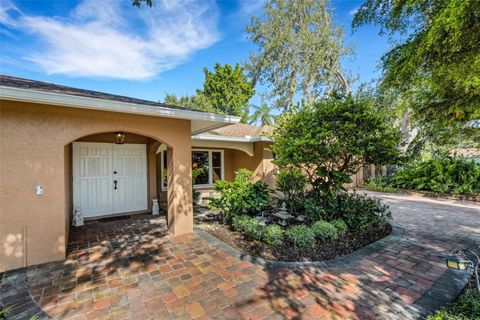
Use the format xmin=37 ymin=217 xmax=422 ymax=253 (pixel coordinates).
xmin=0 ymin=192 xmax=478 ymax=319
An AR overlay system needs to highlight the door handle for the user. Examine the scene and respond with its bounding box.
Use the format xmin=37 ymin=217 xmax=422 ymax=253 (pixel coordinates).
xmin=114 ymin=180 xmax=117 ymax=190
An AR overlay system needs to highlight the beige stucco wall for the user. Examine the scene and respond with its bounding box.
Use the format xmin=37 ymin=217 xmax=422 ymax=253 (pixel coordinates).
xmin=0 ymin=100 xmax=193 ymax=272
xmin=230 ymin=141 xmax=277 ymax=189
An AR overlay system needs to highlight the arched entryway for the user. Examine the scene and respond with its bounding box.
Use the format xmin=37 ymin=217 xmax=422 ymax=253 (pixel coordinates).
xmin=67 ymin=132 xmax=166 ymax=220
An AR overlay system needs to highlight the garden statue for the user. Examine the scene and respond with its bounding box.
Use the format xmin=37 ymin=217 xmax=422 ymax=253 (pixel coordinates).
xmin=72 ymin=207 xmax=84 ymax=227
xmin=152 ymin=199 xmax=160 ymax=215
xmin=256 ymin=211 xmax=268 ymax=225
xmin=274 ymin=202 xmax=293 ymax=226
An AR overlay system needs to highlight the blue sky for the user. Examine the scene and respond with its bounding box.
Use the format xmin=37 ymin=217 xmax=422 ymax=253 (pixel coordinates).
xmin=0 ymin=0 xmax=390 ymax=109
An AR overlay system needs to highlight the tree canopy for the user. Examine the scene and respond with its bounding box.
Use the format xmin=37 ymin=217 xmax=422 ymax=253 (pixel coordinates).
xmin=131 ymin=0 xmax=152 ymax=8
xmin=248 ymin=95 xmax=275 ymax=126
xmin=245 ymin=0 xmax=351 ymax=110
xmin=163 ymin=93 xmax=214 ymax=113
xmin=198 ymin=63 xmax=255 ymax=122
xmin=353 ymin=0 xmax=480 ymax=126
xmin=271 ymin=94 xmax=401 ymax=195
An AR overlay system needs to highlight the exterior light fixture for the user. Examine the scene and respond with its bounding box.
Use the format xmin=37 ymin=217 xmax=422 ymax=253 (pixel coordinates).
xmin=439 ymin=250 xmax=480 ymax=295
xmin=445 ymin=255 xmax=471 ymax=270
xmin=114 ymin=132 xmax=125 ymax=144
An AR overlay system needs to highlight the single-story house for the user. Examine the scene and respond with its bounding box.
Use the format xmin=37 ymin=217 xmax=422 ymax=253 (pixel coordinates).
xmin=0 ymin=75 xmax=276 ymax=272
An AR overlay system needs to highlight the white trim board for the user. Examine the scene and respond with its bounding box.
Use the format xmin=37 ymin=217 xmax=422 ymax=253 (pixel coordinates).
xmin=0 ymin=86 xmax=240 ymax=134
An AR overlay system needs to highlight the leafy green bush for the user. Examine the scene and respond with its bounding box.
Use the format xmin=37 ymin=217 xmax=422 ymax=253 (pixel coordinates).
xmin=263 ymin=224 xmax=285 ymax=246
xmin=311 ymin=220 xmax=338 ymax=240
xmin=232 ymin=215 xmax=250 ymax=232
xmin=390 ymin=156 xmax=480 ymax=194
xmin=335 ymin=192 xmax=391 ymax=229
xmin=232 ymin=215 xmax=262 ymax=240
xmin=276 ymin=167 xmax=307 ymax=214
xmin=364 ymin=176 xmax=396 ymax=193
xmin=286 ymin=225 xmax=316 ymax=248
xmin=331 ymin=219 xmax=348 ymax=236
xmin=209 ymin=169 xmax=271 ymax=223
xmin=426 ymin=286 xmax=480 ymax=320
xmin=304 ymin=197 xmax=327 ymax=222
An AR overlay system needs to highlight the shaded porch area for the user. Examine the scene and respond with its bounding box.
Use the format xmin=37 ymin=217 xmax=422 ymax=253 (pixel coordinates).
xmin=25 ymin=214 xmax=263 ymax=319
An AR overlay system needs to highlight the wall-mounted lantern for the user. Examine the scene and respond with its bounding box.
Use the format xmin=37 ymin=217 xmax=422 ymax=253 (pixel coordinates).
xmin=114 ymin=132 xmax=125 ymax=144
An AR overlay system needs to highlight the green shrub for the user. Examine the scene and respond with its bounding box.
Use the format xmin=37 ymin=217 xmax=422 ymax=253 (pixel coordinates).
xmin=303 ymin=197 xmax=327 ymax=222
xmin=232 ymin=215 xmax=262 ymax=240
xmin=312 ymin=220 xmax=338 ymax=240
xmin=364 ymin=176 xmax=396 ymax=193
xmin=232 ymin=215 xmax=250 ymax=232
xmin=276 ymin=167 xmax=307 ymax=214
xmin=286 ymin=225 xmax=316 ymax=248
xmin=263 ymin=224 xmax=285 ymax=246
xmin=336 ymin=192 xmax=391 ymax=229
xmin=390 ymin=156 xmax=480 ymax=194
xmin=209 ymin=169 xmax=271 ymax=223
xmin=330 ymin=219 xmax=348 ymax=236
xmin=426 ymin=286 xmax=480 ymax=320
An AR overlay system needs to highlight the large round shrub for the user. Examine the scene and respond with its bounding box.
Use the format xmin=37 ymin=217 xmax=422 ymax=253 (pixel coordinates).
xmin=286 ymin=225 xmax=316 ymax=248
xmin=312 ymin=220 xmax=338 ymax=240
xmin=263 ymin=224 xmax=285 ymax=246
xmin=331 ymin=219 xmax=348 ymax=236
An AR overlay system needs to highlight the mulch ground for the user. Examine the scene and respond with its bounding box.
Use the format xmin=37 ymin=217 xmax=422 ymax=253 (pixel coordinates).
xmin=195 ymin=216 xmax=391 ymax=262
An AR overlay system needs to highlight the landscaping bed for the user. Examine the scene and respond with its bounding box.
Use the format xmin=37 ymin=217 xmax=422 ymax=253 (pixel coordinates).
xmin=195 ymin=215 xmax=391 ymax=262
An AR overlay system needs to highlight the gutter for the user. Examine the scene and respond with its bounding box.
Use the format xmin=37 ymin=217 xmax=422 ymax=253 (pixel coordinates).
xmin=0 ymin=86 xmax=241 ymax=125
xmin=192 ymin=134 xmax=273 ymax=143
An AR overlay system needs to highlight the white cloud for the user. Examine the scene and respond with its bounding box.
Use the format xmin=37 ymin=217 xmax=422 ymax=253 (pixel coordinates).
xmin=238 ymin=0 xmax=265 ymax=17
xmin=1 ymin=0 xmax=219 ymax=79
xmin=349 ymin=7 xmax=359 ymax=16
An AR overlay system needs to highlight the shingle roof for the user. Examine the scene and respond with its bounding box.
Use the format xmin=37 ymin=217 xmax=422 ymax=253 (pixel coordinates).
xmin=0 ymin=74 xmax=195 ymax=112
xmin=203 ymin=123 xmax=274 ymax=138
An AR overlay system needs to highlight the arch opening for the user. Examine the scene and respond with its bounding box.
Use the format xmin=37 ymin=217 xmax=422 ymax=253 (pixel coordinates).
xmin=65 ymin=131 xmax=171 ymax=232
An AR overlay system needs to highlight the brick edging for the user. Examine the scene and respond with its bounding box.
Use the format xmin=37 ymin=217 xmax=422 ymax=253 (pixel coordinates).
xmin=194 ymin=221 xmax=404 ymax=269
xmin=0 ymin=267 xmax=51 ymax=320
xmin=413 ymin=258 xmax=472 ymax=318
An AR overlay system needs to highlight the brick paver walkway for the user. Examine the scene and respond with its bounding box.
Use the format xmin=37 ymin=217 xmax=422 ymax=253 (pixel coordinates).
xmin=3 ymin=193 xmax=479 ymax=319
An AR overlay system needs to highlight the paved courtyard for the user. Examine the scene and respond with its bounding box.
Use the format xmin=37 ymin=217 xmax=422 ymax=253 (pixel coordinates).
xmin=1 ymin=192 xmax=479 ymax=319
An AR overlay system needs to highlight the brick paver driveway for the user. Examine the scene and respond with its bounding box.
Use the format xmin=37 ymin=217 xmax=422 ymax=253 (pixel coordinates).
xmin=3 ymin=192 xmax=479 ymax=319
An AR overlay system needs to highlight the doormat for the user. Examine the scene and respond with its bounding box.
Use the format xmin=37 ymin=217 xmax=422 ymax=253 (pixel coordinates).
xmin=99 ymin=215 xmax=131 ymax=222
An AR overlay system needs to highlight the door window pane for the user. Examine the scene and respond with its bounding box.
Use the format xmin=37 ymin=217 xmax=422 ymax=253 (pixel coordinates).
xmin=212 ymin=151 xmax=222 ymax=182
xmin=192 ymin=151 xmax=209 ymax=185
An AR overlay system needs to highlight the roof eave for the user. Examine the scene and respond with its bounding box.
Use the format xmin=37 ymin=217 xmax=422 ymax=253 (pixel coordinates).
xmin=191 ymin=135 xmax=273 ymax=143
xmin=0 ymin=86 xmax=241 ymax=130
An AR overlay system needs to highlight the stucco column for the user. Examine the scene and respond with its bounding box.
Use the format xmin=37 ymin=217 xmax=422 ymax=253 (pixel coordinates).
xmin=166 ymin=145 xmax=193 ymax=235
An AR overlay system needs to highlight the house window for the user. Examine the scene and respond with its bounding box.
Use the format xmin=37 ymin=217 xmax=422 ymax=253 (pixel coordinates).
xmin=161 ymin=149 xmax=224 ymax=190
xmin=192 ymin=151 xmax=209 ymax=185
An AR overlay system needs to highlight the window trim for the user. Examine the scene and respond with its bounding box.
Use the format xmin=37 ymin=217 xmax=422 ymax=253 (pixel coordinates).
xmin=160 ymin=149 xmax=224 ymax=191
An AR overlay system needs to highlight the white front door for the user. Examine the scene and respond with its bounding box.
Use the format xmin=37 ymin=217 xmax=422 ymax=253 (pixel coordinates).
xmin=73 ymin=142 xmax=148 ymax=218
xmin=112 ymin=144 xmax=148 ymax=214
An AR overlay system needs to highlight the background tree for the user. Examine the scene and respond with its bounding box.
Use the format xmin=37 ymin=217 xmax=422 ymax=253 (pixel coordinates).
xmin=132 ymin=0 xmax=152 ymax=8
xmin=271 ymin=94 xmax=401 ymax=196
xmin=353 ymin=0 xmax=480 ymax=127
xmin=198 ymin=63 xmax=255 ymax=122
xmin=246 ymin=0 xmax=352 ymax=110
xmin=163 ymin=93 xmax=214 ymax=113
xmin=248 ymin=95 xmax=275 ymax=126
